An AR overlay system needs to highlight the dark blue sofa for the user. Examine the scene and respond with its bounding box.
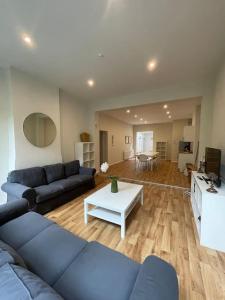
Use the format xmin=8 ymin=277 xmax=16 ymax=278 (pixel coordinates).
xmin=1 ymin=160 xmax=96 ymax=214
xmin=0 ymin=199 xmax=179 ymax=300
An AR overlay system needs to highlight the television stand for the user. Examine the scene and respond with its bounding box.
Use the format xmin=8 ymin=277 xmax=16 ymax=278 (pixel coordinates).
xmin=191 ymin=171 xmax=225 ymax=252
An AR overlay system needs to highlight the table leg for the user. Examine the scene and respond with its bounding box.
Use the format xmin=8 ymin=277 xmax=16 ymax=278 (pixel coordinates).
xmin=121 ymin=212 xmax=126 ymax=239
xmin=84 ymin=202 xmax=89 ymax=224
xmin=141 ymin=189 xmax=144 ymax=205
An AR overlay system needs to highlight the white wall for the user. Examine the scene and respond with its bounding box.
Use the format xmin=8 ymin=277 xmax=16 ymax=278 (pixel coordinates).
xmin=211 ymin=60 xmax=225 ymax=177
xmin=98 ymin=113 xmax=133 ymax=166
xmin=9 ymin=68 xmax=62 ymax=169
xmin=59 ymin=90 xmax=87 ymax=162
xmin=133 ymin=122 xmax=173 ymax=159
xmin=0 ymin=69 xmax=10 ymax=203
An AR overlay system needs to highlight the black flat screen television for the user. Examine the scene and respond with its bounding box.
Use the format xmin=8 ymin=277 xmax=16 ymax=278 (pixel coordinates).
xmin=205 ymin=147 xmax=221 ymax=187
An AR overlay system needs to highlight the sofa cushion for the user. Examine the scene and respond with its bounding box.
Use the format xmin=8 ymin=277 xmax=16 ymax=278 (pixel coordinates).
xmin=64 ymin=160 xmax=80 ymax=177
xmin=68 ymin=174 xmax=93 ymax=185
xmin=0 ymin=240 xmax=26 ymax=268
xmin=129 ymin=256 xmax=178 ymax=300
xmin=53 ymin=241 xmax=140 ymax=300
xmin=0 ymin=212 xmax=54 ymax=250
xmin=44 ymin=164 xmax=65 ymax=184
xmin=8 ymin=167 xmax=46 ymax=188
xmin=34 ymin=184 xmax=64 ymax=204
xmin=18 ymin=224 xmax=87 ymax=286
xmin=0 ymin=263 xmax=63 ymax=300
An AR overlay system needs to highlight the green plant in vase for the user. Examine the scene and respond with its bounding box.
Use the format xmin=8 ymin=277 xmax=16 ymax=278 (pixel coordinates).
xmin=108 ymin=176 xmax=119 ymax=193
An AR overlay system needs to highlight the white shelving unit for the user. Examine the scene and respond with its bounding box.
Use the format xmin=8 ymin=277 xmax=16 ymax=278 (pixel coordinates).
xmin=156 ymin=141 xmax=168 ymax=160
xmin=191 ymin=171 xmax=225 ymax=252
xmin=75 ymin=142 xmax=95 ymax=168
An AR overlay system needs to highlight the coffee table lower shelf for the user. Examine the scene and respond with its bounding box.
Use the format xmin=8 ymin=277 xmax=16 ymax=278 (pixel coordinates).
xmin=87 ymin=207 xmax=121 ymax=225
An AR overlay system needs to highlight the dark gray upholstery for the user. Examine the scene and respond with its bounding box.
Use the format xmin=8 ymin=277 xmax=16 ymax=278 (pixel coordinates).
xmin=129 ymin=256 xmax=179 ymax=300
xmin=1 ymin=161 xmax=96 ymax=214
xmin=0 ymin=240 xmax=26 ymax=268
xmin=54 ymin=241 xmax=140 ymax=300
xmin=34 ymin=184 xmax=64 ymax=203
xmin=79 ymin=166 xmax=96 ymax=176
xmin=0 ymin=201 xmax=179 ymax=300
xmin=0 ymin=212 xmax=53 ymax=249
xmin=18 ymin=224 xmax=87 ymax=285
xmin=0 ymin=198 xmax=28 ymax=226
xmin=64 ymin=160 xmax=80 ymax=177
xmin=7 ymin=167 xmax=46 ymax=187
xmin=0 ymin=263 xmax=63 ymax=300
xmin=44 ymin=163 xmax=65 ymax=184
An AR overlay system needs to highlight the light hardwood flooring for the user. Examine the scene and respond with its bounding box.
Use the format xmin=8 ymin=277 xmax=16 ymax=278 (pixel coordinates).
xmin=104 ymin=159 xmax=191 ymax=188
xmin=46 ymin=163 xmax=225 ymax=300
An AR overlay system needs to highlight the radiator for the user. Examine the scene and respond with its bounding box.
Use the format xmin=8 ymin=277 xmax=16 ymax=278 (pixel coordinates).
xmin=123 ymin=150 xmax=134 ymax=160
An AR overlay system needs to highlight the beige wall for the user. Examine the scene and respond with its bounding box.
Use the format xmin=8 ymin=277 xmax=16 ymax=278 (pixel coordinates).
xmin=98 ymin=113 xmax=133 ymax=166
xmin=59 ymin=90 xmax=87 ymax=162
xmin=211 ymin=59 xmax=225 ymax=176
xmin=171 ymin=119 xmax=189 ymax=161
xmin=133 ymin=123 xmax=172 ymax=159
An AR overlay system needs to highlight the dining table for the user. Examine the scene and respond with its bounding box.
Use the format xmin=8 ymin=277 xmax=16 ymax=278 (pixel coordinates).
xmin=135 ymin=151 xmax=160 ymax=171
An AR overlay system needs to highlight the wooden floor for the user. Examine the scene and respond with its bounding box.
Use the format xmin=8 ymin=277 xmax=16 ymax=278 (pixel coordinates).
xmin=105 ymin=159 xmax=190 ymax=188
xmin=46 ymin=162 xmax=225 ymax=300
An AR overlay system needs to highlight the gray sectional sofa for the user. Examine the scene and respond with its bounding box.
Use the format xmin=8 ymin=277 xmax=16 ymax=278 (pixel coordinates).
xmin=0 ymin=199 xmax=178 ymax=300
xmin=1 ymin=160 xmax=96 ymax=214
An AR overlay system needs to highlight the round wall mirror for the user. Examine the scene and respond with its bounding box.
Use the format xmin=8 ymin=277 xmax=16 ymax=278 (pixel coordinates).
xmin=23 ymin=113 xmax=57 ymax=147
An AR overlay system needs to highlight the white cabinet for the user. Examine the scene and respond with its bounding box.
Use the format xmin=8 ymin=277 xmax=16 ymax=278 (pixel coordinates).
xmin=191 ymin=171 xmax=225 ymax=252
xmin=183 ymin=126 xmax=195 ymax=142
xmin=178 ymin=153 xmax=194 ymax=172
xmin=75 ymin=142 xmax=95 ymax=168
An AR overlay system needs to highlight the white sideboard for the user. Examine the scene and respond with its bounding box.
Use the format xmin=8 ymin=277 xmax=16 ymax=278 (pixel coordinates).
xmin=191 ymin=171 xmax=225 ymax=252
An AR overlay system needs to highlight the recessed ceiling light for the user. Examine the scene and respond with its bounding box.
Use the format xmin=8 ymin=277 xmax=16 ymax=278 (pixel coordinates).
xmin=163 ymin=104 xmax=168 ymax=109
xmin=144 ymin=121 xmax=147 ymax=124
xmin=87 ymin=79 xmax=95 ymax=87
xmin=134 ymin=114 xmax=138 ymax=118
xmin=98 ymin=53 xmax=104 ymax=58
xmin=140 ymin=118 xmax=143 ymax=121
xmin=166 ymin=111 xmax=170 ymax=115
xmin=147 ymin=59 xmax=157 ymax=71
xmin=168 ymin=115 xmax=172 ymax=119
xmin=126 ymin=109 xmax=130 ymax=114
xmin=22 ymin=33 xmax=34 ymax=47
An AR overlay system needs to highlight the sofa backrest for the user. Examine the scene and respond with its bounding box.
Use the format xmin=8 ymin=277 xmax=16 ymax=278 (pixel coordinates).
xmin=44 ymin=163 xmax=65 ymax=184
xmin=64 ymin=160 xmax=80 ymax=177
xmin=8 ymin=167 xmax=46 ymax=188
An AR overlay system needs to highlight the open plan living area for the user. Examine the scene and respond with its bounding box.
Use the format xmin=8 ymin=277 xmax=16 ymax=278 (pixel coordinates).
xmin=1 ymin=1 xmax=225 ymax=299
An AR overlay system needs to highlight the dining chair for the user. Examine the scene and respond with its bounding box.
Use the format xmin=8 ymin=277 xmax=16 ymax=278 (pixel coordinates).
xmin=137 ymin=154 xmax=149 ymax=170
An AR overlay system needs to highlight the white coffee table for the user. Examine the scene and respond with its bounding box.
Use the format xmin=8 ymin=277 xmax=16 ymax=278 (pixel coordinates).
xmin=84 ymin=181 xmax=144 ymax=239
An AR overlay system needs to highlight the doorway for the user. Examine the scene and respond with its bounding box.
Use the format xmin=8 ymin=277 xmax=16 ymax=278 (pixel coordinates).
xmin=136 ymin=131 xmax=153 ymax=153
xmin=99 ymin=130 xmax=108 ymax=166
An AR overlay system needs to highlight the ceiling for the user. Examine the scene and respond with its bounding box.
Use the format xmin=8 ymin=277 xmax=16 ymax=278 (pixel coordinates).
xmin=101 ymin=97 xmax=201 ymax=125
xmin=0 ymin=1 xmax=225 ymax=102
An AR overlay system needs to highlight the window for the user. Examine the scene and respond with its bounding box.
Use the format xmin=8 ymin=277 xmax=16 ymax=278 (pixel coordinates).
xmin=136 ymin=131 xmax=153 ymax=153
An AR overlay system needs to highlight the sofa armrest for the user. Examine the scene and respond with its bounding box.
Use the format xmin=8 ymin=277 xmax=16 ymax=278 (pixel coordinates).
xmin=0 ymin=198 xmax=29 ymax=225
xmin=1 ymin=182 xmax=36 ymax=208
xmin=79 ymin=167 xmax=96 ymax=176
xmin=129 ymin=256 xmax=178 ymax=300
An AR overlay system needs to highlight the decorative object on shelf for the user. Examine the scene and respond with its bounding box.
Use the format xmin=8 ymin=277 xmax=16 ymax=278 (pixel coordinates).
xmin=100 ymin=162 xmax=109 ymax=173
xmin=80 ymin=132 xmax=90 ymax=142
xmin=198 ymin=160 xmax=205 ymax=173
xmin=206 ymin=173 xmax=218 ymax=194
xmin=108 ymin=176 xmax=119 ymax=193
xmin=125 ymin=136 xmax=129 ymax=144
